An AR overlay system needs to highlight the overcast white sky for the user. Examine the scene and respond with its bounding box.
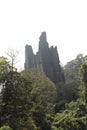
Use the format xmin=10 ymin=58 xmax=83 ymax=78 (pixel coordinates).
xmin=0 ymin=0 xmax=87 ymax=69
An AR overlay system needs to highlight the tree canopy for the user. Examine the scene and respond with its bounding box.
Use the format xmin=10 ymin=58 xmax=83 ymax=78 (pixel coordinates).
xmin=0 ymin=54 xmax=87 ymax=130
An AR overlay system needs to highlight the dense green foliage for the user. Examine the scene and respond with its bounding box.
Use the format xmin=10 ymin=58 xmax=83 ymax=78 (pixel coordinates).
xmin=64 ymin=54 xmax=87 ymax=82
xmin=0 ymin=125 xmax=12 ymax=130
xmin=0 ymin=54 xmax=87 ymax=130
xmin=54 ymin=54 xmax=87 ymax=112
xmin=52 ymin=101 xmax=87 ymax=130
xmin=22 ymin=69 xmax=56 ymax=112
xmin=79 ymin=62 xmax=87 ymax=104
xmin=21 ymin=69 xmax=56 ymax=130
xmin=0 ymin=57 xmax=56 ymax=130
xmin=52 ymin=55 xmax=87 ymax=130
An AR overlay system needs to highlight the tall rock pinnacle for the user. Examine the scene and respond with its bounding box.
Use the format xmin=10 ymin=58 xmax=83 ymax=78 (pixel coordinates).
xmin=24 ymin=45 xmax=35 ymax=69
xmin=39 ymin=32 xmax=49 ymax=52
xmin=39 ymin=32 xmax=47 ymax=42
xmin=24 ymin=32 xmax=65 ymax=84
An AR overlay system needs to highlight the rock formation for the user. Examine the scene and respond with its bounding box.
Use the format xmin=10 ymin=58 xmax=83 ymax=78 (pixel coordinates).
xmin=24 ymin=32 xmax=65 ymax=84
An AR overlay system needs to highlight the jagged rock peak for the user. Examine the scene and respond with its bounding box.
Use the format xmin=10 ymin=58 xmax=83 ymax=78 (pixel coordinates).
xmin=25 ymin=45 xmax=33 ymax=53
xmin=25 ymin=44 xmax=35 ymax=69
xmin=39 ymin=32 xmax=49 ymax=51
xmin=24 ymin=32 xmax=65 ymax=84
xmin=39 ymin=32 xmax=47 ymax=42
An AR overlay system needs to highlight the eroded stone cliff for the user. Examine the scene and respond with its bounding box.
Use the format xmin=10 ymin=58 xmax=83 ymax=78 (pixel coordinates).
xmin=24 ymin=32 xmax=65 ymax=84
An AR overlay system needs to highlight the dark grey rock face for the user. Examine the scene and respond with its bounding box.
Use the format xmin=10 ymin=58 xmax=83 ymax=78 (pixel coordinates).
xmin=24 ymin=32 xmax=65 ymax=84
xmin=24 ymin=45 xmax=35 ymax=69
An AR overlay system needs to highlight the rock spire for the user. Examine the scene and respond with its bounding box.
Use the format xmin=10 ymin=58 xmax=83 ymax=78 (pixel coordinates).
xmin=24 ymin=32 xmax=65 ymax=84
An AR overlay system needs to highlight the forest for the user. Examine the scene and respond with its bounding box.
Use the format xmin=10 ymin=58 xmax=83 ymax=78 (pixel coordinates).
xmin=0 ymin=53 xmax=87 ymax=130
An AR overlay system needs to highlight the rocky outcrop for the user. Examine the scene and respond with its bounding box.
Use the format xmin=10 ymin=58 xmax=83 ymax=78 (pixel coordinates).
xmin=24 ymin=45 xmax=35 ymax=69
xmin=24 ymin=32 xmax=65 ymax=84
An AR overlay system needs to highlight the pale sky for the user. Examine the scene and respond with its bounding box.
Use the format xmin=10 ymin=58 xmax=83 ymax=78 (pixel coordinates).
xmin=0 ymin=0 xmax=87 ymax=69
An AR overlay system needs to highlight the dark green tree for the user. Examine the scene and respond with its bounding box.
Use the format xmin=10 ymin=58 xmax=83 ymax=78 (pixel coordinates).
xmin=0 ymin=57 xmax=37 ymax=130
xmin=64 ymin=54 xmax=87 ymax=82
xmin=55 ymin=54 xmax=87 ymax=112
xmin=79 ymin=62 xmax=87 ymax=104
xmin=22 ymin=69 xmax=56 ymax=130
xmin=52 ymin=60 xmax=87 ymax=130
